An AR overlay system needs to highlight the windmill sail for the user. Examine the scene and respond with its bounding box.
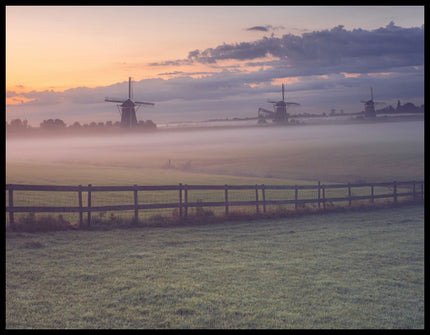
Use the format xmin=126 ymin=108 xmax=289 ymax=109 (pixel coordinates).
xmin=259 ymin=83 xmax=300 ymax=123
xmin=105 ymin=77 xmax=155 ymax=128
xmin=361 ymin=87 xmax=384 ymax=118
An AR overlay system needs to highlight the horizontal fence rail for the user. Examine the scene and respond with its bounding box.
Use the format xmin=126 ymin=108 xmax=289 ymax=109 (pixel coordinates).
xmin=6 ymin=180 xmax=424 ymax=229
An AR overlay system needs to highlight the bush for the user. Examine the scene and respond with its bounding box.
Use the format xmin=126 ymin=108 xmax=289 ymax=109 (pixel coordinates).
xmin=14 ymin=213 xmax=75 ymax=232
xmin=194 ymin=199 xmax=215 ymax=217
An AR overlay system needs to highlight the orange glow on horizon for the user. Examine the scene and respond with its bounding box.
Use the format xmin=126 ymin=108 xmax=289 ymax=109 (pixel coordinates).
xmin=6 ymin=96 xmax=36 ymax=105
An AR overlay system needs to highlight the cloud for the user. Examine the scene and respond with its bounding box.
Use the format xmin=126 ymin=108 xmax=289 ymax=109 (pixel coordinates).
xmin=149 ymin=59 xmax=192 ymax=67
xmin=245 ymin=25 xmax=285 ymax=32
xmin=157 ymin=71 xmax=217 ymax=77
xmin=161 ymin=22 xmax=423 ymax=77
xmin=246 ymin=25 xmax=270 ymax=32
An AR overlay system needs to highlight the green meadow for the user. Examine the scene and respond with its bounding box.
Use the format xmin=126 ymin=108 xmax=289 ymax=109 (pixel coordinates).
xmin=6 ymin=205 xmax=424 ymax=328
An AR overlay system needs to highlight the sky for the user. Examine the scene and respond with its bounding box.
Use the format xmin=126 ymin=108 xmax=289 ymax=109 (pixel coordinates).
xmin=6 ymin=6 xmax=424 ymax=126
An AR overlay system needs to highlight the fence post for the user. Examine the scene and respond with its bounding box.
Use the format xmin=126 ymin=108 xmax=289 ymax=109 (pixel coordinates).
xmin=322 ymin=184 xmax=326 ymax=210
xmin=184 ymin=184 xmax=188 ymax=218
xmin=318 ymin=181 xmax=321 ymax=209
xmin=294 ymin=185 xmax=298 ymax=210
xmin=348 ymin=183 xmax=352 ymax=207
xmin=78 ymin=185 xmax=83 ymax=226
xmin=179 ymin=183 xmax=183 ymax=218
xmin=262 ymin=184 xmax=266 ymax=214
xmin=255 ymin=184 xmax=260 ymax=214
xmin=134 ymin=185 xmax=139 ymax=225
xmin=225 ymin=184 xmax=229 ymax=215
xmin=87 ymin=184 xmax=92 ymax=226
xmin=8 ymin=186 xmax=15 ymax=230
xmin=393 ymin=181 xmax=397 ymax=204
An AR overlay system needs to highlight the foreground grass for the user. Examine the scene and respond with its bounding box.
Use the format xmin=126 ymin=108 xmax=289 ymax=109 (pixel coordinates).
xmin=6 ymin=205 xmax=424 ymax=329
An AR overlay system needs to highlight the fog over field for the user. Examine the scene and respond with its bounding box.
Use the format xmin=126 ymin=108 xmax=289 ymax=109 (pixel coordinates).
xmin=6 ymin=121 xmax=424 ymax=184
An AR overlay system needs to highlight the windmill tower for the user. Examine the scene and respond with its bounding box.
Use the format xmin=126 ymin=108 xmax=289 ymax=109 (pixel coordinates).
xmin=258 ymin=84 xmax=299 ymax=123
xmin=105 ymin=77 xmax=155 ymax=128
xmin=361 ymin=87 xmax=384 ymax=118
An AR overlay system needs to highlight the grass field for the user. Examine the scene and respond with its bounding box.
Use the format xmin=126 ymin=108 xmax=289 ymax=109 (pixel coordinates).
xmin=6 ymin=121 xmax=424 ymax=328
xmin=6 ymin=122 xmax=424 ymax=224
xmin=6 ymin=205 xmax=424 ymax=329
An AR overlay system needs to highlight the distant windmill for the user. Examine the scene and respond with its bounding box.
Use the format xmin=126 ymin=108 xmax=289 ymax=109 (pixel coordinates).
xmin=361 ymin=87 xmax=385 ymax=118
xmin=258 ymin=84 xmax=299 ymax=123
xmin=105 ymin=77 xmax=155 ymax=128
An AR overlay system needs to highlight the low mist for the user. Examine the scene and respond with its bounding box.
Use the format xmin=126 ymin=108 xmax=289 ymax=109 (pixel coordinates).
xmin=6 ymin=121 xmax=424 ymax=184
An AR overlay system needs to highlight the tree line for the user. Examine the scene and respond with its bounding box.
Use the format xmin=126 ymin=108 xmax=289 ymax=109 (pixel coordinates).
xmin=376 ymin=100 xmax=424 ymax=114
xmin=6 ymin=118 xmax=157 ymax=133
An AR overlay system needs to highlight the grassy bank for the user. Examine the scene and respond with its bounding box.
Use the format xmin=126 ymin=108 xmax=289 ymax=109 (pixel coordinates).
xmin=6 ymin=205 xmax=424 ymax=329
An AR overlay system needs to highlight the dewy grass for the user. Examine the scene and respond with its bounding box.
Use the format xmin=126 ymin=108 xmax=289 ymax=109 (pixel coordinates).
xmin=6 ymin=205 xmax=424 ymax=329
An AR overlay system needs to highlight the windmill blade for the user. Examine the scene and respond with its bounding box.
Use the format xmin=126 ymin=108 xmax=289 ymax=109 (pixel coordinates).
xmin=105 ymin=97 xmax=126 ymax=103
xmin=286 ymin=102 xmax=300 ymax=106
xmin=134 ymin=101 xmax=155 ymax=106
xmin=129 ymin=77 xmax=133 ymax=100
xmin=267 ymin=99 xmax=278 ymax=104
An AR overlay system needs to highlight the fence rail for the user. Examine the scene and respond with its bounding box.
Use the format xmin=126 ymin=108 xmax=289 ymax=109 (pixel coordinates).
xmin=6 ymin=180 xmax=424 ymax=229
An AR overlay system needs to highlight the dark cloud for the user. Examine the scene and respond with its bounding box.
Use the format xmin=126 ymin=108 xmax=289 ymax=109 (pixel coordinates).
xmin=145 ymin=22 xmax=424 ymax=90
xmin=246 ymin=25 xmax=270 ymax=32
xmin=246 ymin=25 xmax=285 ymax=32
xmin=159 ymin=22 xmax=423 ymax=78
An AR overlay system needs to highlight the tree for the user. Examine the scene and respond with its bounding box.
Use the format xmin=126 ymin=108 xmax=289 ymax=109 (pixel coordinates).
xmin=8 ymin=119 xmax=29 ymax=131
xmin=10 ymin=119 xmax=28 ymax=129
xmin=54 ymin=119 xmax=66 ymax=128
xmin=40 ymin=118 xmax=66 ymax=129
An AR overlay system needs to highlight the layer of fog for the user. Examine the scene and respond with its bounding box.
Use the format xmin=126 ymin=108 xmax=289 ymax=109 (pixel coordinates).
xmin=6 ymin=121 xmax=424 ymax=182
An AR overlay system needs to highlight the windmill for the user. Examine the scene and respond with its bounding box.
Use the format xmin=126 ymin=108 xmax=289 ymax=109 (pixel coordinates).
xmin=105 ymin=77 xmax=155 ymax=128
xmin=361 ymin=87 xmax=385 ymax=118
xmin=258 ymin=84 xmax=299 ymax=123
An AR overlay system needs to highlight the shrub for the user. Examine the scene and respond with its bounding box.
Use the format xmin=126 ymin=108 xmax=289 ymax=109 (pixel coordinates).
xmin=194 ymin=199 xmax=215 ymax=217
xmin=14 ymin=213 xmax=75 ymax=232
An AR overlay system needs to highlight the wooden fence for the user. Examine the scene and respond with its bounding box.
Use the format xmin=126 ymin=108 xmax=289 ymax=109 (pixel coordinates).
xmin=6 ymin=180 xmax=424 ymax=229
